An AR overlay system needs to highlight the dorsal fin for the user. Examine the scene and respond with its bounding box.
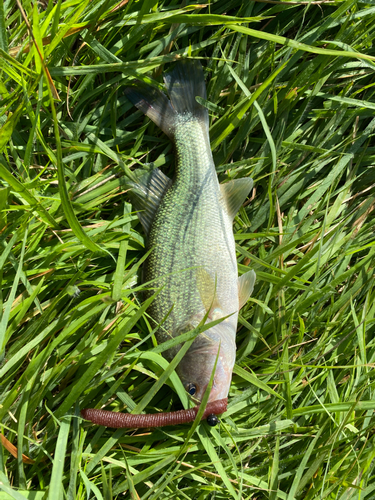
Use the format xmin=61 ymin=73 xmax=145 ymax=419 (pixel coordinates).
xmin=127 ymin=167 xmax=172 ymax=234
xmin=220 ymin=178 xmax=253 ymax=219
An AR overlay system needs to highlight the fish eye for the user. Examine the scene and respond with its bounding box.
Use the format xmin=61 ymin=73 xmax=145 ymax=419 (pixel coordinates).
xmin=187 ymin=383 xmax=197 ymax=396
xmin=207 ymin=414 xmax=219 ymax=426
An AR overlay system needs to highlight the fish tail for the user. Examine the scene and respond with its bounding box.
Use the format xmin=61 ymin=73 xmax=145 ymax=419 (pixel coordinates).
xmin=124 ymin=82 xmax=177 ymax=139
xmin=164 ymin=60 xmax=209 ymax=129
xmin=124 ymin=60 xmax=208 ymax=139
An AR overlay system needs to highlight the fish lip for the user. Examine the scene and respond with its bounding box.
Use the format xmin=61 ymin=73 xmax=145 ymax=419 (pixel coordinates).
xmin=195 ymin=372 xmax=232 ymax=404
xmin=207 ymin=385 xmax=231 ymax=403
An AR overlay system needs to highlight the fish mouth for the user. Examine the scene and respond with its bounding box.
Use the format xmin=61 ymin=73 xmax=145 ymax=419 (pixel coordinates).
xmin=177 ymin=341 xmax=235 ymax=404
xmin=81 ymin=398 xmax=227 ymax=428
xmin=202 ymin=374 xmax=232 ymax=403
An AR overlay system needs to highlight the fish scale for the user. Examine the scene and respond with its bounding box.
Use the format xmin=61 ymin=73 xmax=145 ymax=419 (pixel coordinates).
xmin=145 ymin=118 xmax=236 ymax=349
xmin=124 ymin=60 xmax=256 ymax=403
xmin=81 ymin=60 xmax=256 ymax=429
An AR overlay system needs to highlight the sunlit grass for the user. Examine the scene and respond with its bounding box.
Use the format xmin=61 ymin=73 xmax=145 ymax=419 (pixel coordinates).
xmin=1 ymin=0 xmax=375 ymax=499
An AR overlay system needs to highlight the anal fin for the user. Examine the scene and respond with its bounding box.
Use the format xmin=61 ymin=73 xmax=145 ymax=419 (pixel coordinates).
xmin=238 ymin=270 xmax=256 ymax=310
xmin=220 ymin=178 xmax=253 ymax=219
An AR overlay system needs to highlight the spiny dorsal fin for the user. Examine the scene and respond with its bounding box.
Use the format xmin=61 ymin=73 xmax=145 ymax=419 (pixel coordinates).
xmin=220 ymin=178 xmax=253 ymax=220
xmin=164 ymin=60 xmax=209 ymax=129
xmin=238 ymin=270 xmax=256 ymax=310
xmin=124 ymin=84 xmax=177 ymax=139
xmin=127 ymin=167 xmax=172 ymax=234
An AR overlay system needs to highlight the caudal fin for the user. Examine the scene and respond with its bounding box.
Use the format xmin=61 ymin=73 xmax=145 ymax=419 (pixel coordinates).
xmin=124 ymin=84 xmax=177 ymax=139
xmin=164 ymin=60 xmax=208 ymax=129
xmin=124 ymin=60 xmax=208 ymax=138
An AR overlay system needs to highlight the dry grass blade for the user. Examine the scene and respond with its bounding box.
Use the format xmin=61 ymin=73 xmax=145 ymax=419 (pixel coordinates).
xmin=15 ymin=0 xmax=59 ymax=100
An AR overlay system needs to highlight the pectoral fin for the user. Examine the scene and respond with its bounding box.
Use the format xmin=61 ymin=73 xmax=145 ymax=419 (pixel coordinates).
xmin=238 ymin=270 xmax=256 ymax=309
xmin=127 ymin=167 xmax=172 ymax=234
xmin=196 ymin=268 xmax=222 ymax=318
xmin=220 ymin=178 xmax=253 ymax=219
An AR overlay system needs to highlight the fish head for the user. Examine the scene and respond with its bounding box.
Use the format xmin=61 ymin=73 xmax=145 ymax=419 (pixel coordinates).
xmin=176 ymin=320 xmax=236 ymax=403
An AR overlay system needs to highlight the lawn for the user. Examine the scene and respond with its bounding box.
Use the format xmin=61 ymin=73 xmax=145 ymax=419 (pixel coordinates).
xmin=1 ymin=0 xmax=375 ymax=498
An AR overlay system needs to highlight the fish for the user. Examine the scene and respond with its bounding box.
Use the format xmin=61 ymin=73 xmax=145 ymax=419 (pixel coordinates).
xmin=81 ymin=60 xmax=255 ymax=428
xmin=124 ymin=60 xmax=256 ymax=404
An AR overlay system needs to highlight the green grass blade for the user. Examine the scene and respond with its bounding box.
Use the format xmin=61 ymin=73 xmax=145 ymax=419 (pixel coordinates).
xmin=229 ymin=24 xmax=375 ymax=62
xmin=47 ymin=417 xmax=71 ymax=500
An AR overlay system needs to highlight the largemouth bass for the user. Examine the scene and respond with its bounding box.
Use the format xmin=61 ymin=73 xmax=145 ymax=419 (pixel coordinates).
xmin=125 ymin=60 xmax=256 ymax=404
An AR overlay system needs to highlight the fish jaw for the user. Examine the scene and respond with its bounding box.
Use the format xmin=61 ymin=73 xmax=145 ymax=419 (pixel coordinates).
xmin=176 ymin=320 xmax=237 ymax=403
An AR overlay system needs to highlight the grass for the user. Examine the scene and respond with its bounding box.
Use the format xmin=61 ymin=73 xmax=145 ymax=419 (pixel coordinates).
xmin=1 ymin=0 xmax=375 ymax=498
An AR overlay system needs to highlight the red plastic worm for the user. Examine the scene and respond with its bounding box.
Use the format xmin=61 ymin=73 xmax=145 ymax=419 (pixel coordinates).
xmin=81 ymin=398 xmax=227 ymax=428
